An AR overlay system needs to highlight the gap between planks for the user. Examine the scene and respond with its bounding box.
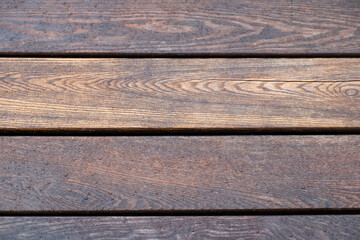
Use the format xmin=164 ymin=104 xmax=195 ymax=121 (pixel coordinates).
xmin=1 ymin=209 xmax=360 ymax=217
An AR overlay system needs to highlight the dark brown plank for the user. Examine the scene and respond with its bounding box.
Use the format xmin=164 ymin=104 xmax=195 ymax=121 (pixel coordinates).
xmin=0 ymin=216 xmax=359 ymax=239
xmin=0 ymin=136 xmax=359 ymax=211
xmin=0 ymin=0 xmax=359 ymax=54
xmin=1 ymin=58 xmax=360 ymax=130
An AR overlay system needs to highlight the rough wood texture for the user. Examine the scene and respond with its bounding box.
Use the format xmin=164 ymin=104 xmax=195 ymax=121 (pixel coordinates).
xmin=1 ymin=58 xmax=359 ymax=130
xmin=0 ymin=0 xmax=359 ymax=54
xmin=0 ymin=136 xmax=359 ymax=211
xmin=0 ymin=216 xmax=359 ymax=240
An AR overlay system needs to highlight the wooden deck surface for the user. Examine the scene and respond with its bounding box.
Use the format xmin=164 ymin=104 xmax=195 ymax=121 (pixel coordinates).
xmin=0 ymin=0 xmax=359 ymax=239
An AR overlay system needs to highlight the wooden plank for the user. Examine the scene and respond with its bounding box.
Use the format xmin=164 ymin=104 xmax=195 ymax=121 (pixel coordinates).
xmin=0 ymin=135 xmax=359 ymax=211
xmin=1 ymin=58 xmax=360 ymax=130
xmin=0 ymin=0 xmax=359 ymax=54
xmin=0 ymin=216 xmax=359 ymax=239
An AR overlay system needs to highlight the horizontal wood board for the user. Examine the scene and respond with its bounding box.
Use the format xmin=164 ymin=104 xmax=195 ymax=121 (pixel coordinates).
xmin=0 ymin=135 xmax=359 ymax=211
xmin=0 ymin=0 xmax=359 ymax=54
xmin=1 ymin=58 xmax=360 ymax=130
xmin=0 ymin=216 xmax=359 ymax=239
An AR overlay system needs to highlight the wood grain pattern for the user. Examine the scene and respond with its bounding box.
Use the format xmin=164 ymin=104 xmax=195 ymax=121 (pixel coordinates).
xmin=1 ymin=58 xmax=360 ymax=130
xmin=0 ymin=216 xmax=359 ymax=240
xmin=0 ymin=0 xmax=359 ymax=54
xmin=0 ymin=136 xmax=359 ymax=211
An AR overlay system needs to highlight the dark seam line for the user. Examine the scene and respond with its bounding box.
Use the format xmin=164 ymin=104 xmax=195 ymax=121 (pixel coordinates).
xmin=0 ymin=128 xmax=360 ymax=136
xmin=0 ymin=53 xmax=360 ymax=58
xmin=0 ymin=209 xmax=359 ymax=217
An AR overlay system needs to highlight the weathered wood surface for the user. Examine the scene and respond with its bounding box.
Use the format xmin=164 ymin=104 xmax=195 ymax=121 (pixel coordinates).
xmin=0 ymin=216 xmax=359 ymax=240
xmin=1 ymin=136 xmax=359 ymax=211
xmin=1 ymin=58 xmax=359 ymax=130
xmin=0 ymin=0 xmax=359 ymax=54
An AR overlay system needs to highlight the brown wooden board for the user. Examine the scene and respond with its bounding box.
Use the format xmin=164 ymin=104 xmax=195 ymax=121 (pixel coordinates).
xmin=1 ymin=58 xmax=359 ymax=130
xmin=0 ymin=0 xmax=359 ymax=54
xmin=0 ymin=216 xmax=359 ymax=239
xmin=1 ymin=136 xmax=359 ymax=211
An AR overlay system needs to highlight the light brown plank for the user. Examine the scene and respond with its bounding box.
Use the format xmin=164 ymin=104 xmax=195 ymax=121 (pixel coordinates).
xmin=0 ymin=0 xmax=359 ymax=54
xmin=0 ymin=136 xmax=359 ymax=211
xmin=0 ymin=216 xmax=359 ymax=240
xmin=0 ymin=58 xmax=359 ymax=130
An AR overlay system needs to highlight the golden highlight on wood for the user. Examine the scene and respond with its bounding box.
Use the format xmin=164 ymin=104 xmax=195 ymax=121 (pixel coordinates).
xmin=0 ymin=58 xmax=359 ymax=130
